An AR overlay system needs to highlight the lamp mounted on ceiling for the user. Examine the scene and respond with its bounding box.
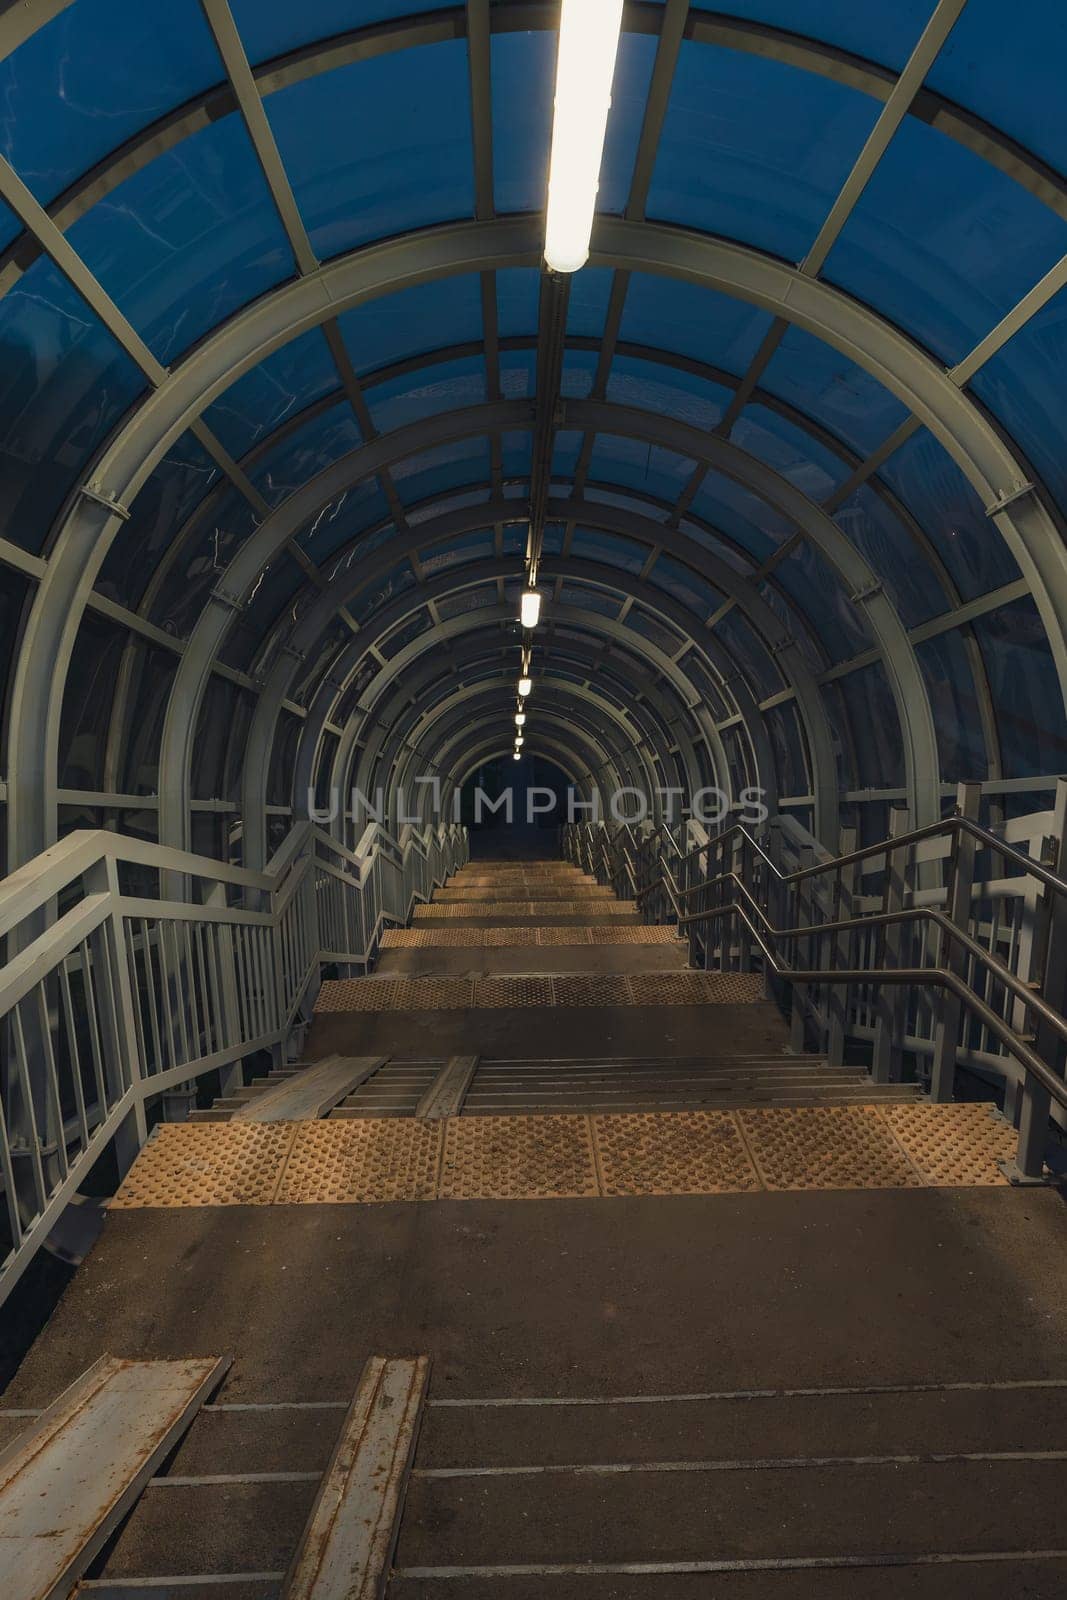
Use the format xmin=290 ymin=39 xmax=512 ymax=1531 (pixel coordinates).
xmin=543 ymin=0 xmax=624 ymax=274
xmin=520 ymin=587 xmax=542 ymax=629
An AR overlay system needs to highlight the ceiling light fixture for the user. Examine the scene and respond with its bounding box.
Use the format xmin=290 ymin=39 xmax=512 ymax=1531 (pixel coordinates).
xmin=520 ymin=588 xmax=542 ymax=629
xmin=543 ymin=0 xmax=624 ymax=274
xmin=518 ymin=676 xmax=532 ymax=697
xmin=515 ymin=711 xmax=526 ymax=727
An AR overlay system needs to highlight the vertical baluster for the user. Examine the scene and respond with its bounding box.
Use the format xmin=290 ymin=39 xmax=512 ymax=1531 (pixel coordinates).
xmin=872 ymin=808 xmax=911 ymax=1083
xmin=789 ymin=847 xmax=814 ymax=1054
xmin=1013 ymin=777 xmax=1067 ymax=1180
xmin=58 ymin=958 xmax=90 ymax=1149
xmin=930 ymin=781 xmax=981 ymax=1103
xmin=826 ymin=826 xmax=857 ymax=1069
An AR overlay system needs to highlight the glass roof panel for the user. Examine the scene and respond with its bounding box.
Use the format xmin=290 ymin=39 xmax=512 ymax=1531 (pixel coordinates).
xmin=598 ymin=33 xmax=657 ymax=213
xmin=338 ymin=275 xmax=484 ymax=375
xmin=66 ymin=113 xmax=294 ymax=365
xmin=648 ymin=43 xmax=880 ymax=261
xmin=824 ymin=120 xmax=1067 ymax=366
xmin=833 ymin=486 xmax=948 ymax=626
xmin=570 ymin=528 xmax=647 ymax=575
xmin=585 ymin=435 xmax=697 ymax=505
xmin=496 ymin=269 xmax=541 ymax=337
xmin=97 ymin=431 xmax=220 ymax=610
xmin=492 ymin=30 xmax=553 ymax=214
xmin=967 ymin=284 xmax=1067 ymax=519
xmin=230 ymin=0 xmax=457 ymax=64
xmin=690 ymin=0 xmax=934 ymax=74
xmin=247 ymin=399 xmax=362 ymax=506
xmin=760 ymin=326 xmax=909 ymax=455
xmin=560 ymin=348 xmax=599 ymax=399
xmin=606 ymin=356 xmax=731 ymax=430
xmin=265 ymin=41 xmax=473 ymax=260
xmin=876 ymin=427 xmax=1021 ymax=601
xmin=732 ymin=404 xmax=851 ymax=499
xmin=204 ymin=329 xmax=341 ymax=460
xmin=916 ymin=632 xmax=989 ymax=784
xmin=0 ymin=257 xmax=147 ymax=554
xmin=765 ymin=700 xmax=809 ymax=796
xmin=420 ymin=531 xmax=494 ymax=575
xmin=0 ymin=0 xmax=222 ymax=207
xmin=366 ymin=355 xmax=487 ymax=434
xmin=971 ymin=596 xmax=1067 ymax=777
xmin=297 ymin=478 xmax=392 ymax=562
xmin=392 ymin=435 xmax=492 ymax=507
xmin=835 ymin=660 xmax=904 ymax=787
xmin=926 ymin=0 xmax=1067 ymax=178
xmin=770 ymin=540 xmax=871 ymax=665
xmin=620 ymin=272 xmax=774 ymax=373
xmin=648 ymin=554 xmax=725 ymax=618
xmin=688 ymin=470 xmax=794 ymax=565
xmin=714 ymin=607 xmax=783 ymax=700
xmin=566 ymin=268 xmax=616 ymax=340
xmin=147 ymin=485 xmax=261 ymax=636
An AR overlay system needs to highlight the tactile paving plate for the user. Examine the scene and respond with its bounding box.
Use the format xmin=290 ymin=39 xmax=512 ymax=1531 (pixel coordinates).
xmin=738 ymin=1105 xmax=923 ymax=1191
xmin=629 ymin=972 xmax=763 ymax=1005
xmin=439 ymin=1114 xmax=599 ymax=1199
xmin=110 ymin=1123 xmax=297 ymax=1207
xmin=553 ymin=974 xmax=632 ymax=1008
xmin=474 ymin=976 xmax=554 ymax=1007
xmin=414 ymin=900 xmax=636 ymax=918
xmin=277 ymin=1119 xmax=442 ymax=1203
xmin=882 ymin=1101 xmax=1014 ymax=1185
xmin=593 ymin=1111 xmax=760 ymax=1196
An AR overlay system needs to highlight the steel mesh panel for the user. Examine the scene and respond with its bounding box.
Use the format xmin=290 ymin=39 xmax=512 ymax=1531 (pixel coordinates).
xmin=552 ymin=975 xmax=632 ymax=1008
xmin=439 ymin=1115 xmax=599 ymax=1199
xmin=276 ymin=1120 xmax=443 ymax=1202
xmin=628 ymin=972 xmax=762 ymax=1005
xmin=881 ymin=1102 xmax=1015 ymax=1185
xmin=474 ymin=976 xmax=554 ymax=1007
xmin=110 ymin=1124 xmax=298 ymax=1207
xmin=738 ymin=1106 xmax=923 ymax=1191
xmin=587 ymin=925 xmax=680 ymax=944
xmin=593 ymin=1111 xmax=760 ymax=1195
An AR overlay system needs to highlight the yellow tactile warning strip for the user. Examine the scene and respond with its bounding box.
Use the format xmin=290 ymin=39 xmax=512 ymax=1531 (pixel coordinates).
xmin=414 ymin=900 xmax=637 ymax=918
xmin=313 ymin=971 xmax=763 ymax=1011
xmin=382 ymin=926 xmax=682 ymax=948
xmin=110 ymin=1104 xmax=1020 ymax=1207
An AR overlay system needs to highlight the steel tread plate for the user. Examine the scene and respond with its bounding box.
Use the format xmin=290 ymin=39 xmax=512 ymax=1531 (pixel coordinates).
xmin=278 ymin=1121 xmax=443 ymax=1203
xmin=382 ymin=927 xmax=680 ymax=947
xmin=313 ymin=972 xmax=762 ymax=1012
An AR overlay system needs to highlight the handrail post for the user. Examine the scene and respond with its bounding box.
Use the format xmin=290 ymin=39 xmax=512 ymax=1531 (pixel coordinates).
xmin=789 ymin=845 xmax=815 ymax=1054
xmin=930 ymin=781 xmax=981 ymax=1102
xmin=1011 ymin=777 xmax=1067 ymax=1182
xmin=872 ymin=806 xmax=911 ymax=1083
xmin=826 ymin=825 xmax=857 ymax=1069
xmin=87 ymin=858 xmax=148 ymax=1172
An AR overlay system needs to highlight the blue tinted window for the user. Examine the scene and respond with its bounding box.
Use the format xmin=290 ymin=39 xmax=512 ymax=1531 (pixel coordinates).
xmin=598 ymin=33 xmax=657 ymax=212
xmin=649 ymin=554 xmax=725 ymax=618
xmin=0 ymin=258 xmax=146 ymax=553
xmin=761 ymin=326 xmax=909 ymax=456
xmin=421 ymin=531 xmax=494 ymax=575
xmin=266 ymin=42 xmax=473 ymax=259
xmin=967 ymin=284 xmax=1067 ymax=519
xmin=570 ymin=528 xmax=647 ymax=575
xmin=231 ymin=0 xmax=457 ymax=64
xmin=715 ymin=607 xmax=783 ymax=700
xmin=492 ymin=31 xmax=553 ymax=213
xmin=248 ymin=400 xmax=362 ymax=506
xmin=876 ymin=428 xmax=1020 ymax=601
xmin=367 ymin=356 xmax=487 ymax=434
xmin=620 ymin=272 xmax=774 ymax=374
xmin=927 ymin=0 xmax=1067 ymax=178
xmin=689 ymin=470 xmax=793 ymax=565
xmin=587 ymin=434 xmax=696 ymax=506
xmin=607 ymin=356 xmax=730 ymax=430
xmin=566 ymin=269 xmax=616 ymax=339
xmin=825 ymin=121 xmax=1067 ymax=366
xmin=690 ymin=0 xmax=933 ymax=71
xmin=765 ymin=701 xmax=809 ymax=796
xmin=393 ymin=436 xmax=491 ymax=508
xmin=149 ymin=486 xmax=261 ymax=636
xmin=496 ymin=269 xmax=541 ymax=337
xmin=67 ymin=114 xmax=294 ymax=365
xmin=98 ymin=432 xmax=220 ymax=609
xmin=916 ymin=633 xmax=990 ymax=784
xmin=339 ymin=275 xmax=484 ymax=375
xmin=732 ymin=404 xmax=850 ymax=499
xmin=205 ymin=330 xmax=341 ymax=460
xmin=560 ymin=349 xmax=599 ymax=400
xmin=972 ymin=597 xmax=1067 ymax=777
xmin=833 ymin=487 xmax=947 ymax=627
xmin=648 ymin=44 xmax=879 ymax=261
xmin=836 ymin=661 xmax=904 ymax=788
xmin=0 ymin=0 xmax=221 ymax=205
xmin=300 ymin=478 xmax=392 ymax=563
xmin=770 ymin=541 xmax=871 ymax=665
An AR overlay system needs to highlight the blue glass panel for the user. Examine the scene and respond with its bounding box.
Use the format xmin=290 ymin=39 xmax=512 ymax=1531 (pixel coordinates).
xmin=755 ymin=579 xmax=826 ymax=676
xmin=551 ymin=431 xmax=583 ymax=481
xmin=715 ymin=607 xmax=783 ymax=700
xmin=339 ymin=275 xmax=483 ymax=375
xmin=678 ymin=649 xmax=729 ymax=719
xmin=231 ymin=0 xmax=457 ymax=63
xmin=834 ymin=486 xmax=947 ymax=627
xmin=761 ymin=326 xmax=909 ymax=456
xmin=500 ymin=348 xmax=537 ymax=401
xmin=571 ymin=527 xmax=646 ymax=575
xmin=916 ymin=633 xmax=989 ymax=784
xmin=607 ymin=355 xmax=730 ymax=430
xmin=366 ymin=356 xmax=487 ymax=434
xmin=820 ymin=680 xmax=857 ymax=793
xmin=60 ymin=612 xmax=127 ymax=789
xmin=648 ymin=43 xmax=879 ymax=261
xmin=393 ymin=436 xmax=491 ymax=508
xmin=877 ymin=427 xmax=1020 ymax=601
xmin=0 ymin=0 xmax=221 ymax=205
xmin=628 ymin=606 xmax=683 ymax=657
xmin=149 ymin=485 xmax=260 ymax=635
xmin=67 ymin=115 xmax=293 ymax=365
xmin=825 ymin=121 xmax=1067 ymax=366
xmin=586 ymin=435 xmax=696 ymax=506
xmin=409 ymin=486 xmax=491 ymax=524
xmin=496 ymin=269 xmax=541 ymax=337
xmin=266 ymin=42 xmax=473 ymax=259
xmin=583 ymin=485 xmax=668 ymax=523
xmin=971 ymin=597 xmax=1067 ymax=778
xmin=501 ymin=430 xmax=532 ymax=482
xmin=732 ymin=403 xmax=850 ymax=500
xmin=222 ymin=553 xmax=305 ymax=671
xmin=500 ymin=524 xmax=526 ymax=558
xmin=770 ymin=541 xmax=871 ymax=665
xmin=98 ymin=432 xmax=219 ymax=609
xmin=928 ymin=0 xmax=1067 ymax=178
xmin=620 ymin=272 xmax=774 ymax=374
xmin=566 ymin=268 xmax=616 ymax=339
xmin=380 ymin=608 xmax=432 ymax=659
xmin=688 ymin=470 xmax=794 ymax=565
xmin=678 ymin=517 xmax=754 ymax=574
xmin=560 ymin=349 xmax=599 ymax=399
xmin=968 ymin=284 xmax=1067 ymax=519
xmin=492 ymin=31 xmax=553 ymax=214
xmin=204 ymin=330 xmax=340 ymax=459
xmin=350 ymin=558 xmax=417 ymax=626
xmin=421 ymin=531 xmax=494 ymax=575
xmin=248 ymin=400 xmax=362 ymax=506
xmin=297 ymin=476 xmax=391 ymax=562
xmin=598 ymin=33 xmax=657 ymax=213
xmin=765 ymin=702 xmax=809 ymax=796
xmin=690 ymin=0 xmax=932 ymax=71
xmin=559 ymin=581 xmax=623 ymax=620
xmin=0 ymin=258 xmax=146 ymax=553
xmin=649 ymin=553 xmax=725 ymax=618
xmin=836 ymin=661 xmax=904 ymax=788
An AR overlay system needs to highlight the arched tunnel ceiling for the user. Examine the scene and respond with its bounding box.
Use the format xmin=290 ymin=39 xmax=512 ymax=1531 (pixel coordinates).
xmin=1 ymin=0 xmax=1066 ymax=871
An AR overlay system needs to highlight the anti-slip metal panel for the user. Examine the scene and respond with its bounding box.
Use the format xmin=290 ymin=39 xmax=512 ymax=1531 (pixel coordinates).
xmin=552 ymin=975 xmax=633 ymax=1008
xmin=628 ymin=972 xmax=763 ymax=1005
xmin=738 ymin=1106 xmax=923 ymax=1191
xmin=881 ymin=1102 xmax=1014 ymax=1185
xmin=110 ymin=1123 xmax=298 ymax=1207
xmin=593 ymin=1111 xmax=761 ymax=1196
xmin=277 ymin=1120 xmax=443 ymax=1203
xmin=474 ymin=976 xmax=555 ymax=1008
xmin=438 ymin=1115 xmax=599 ymax=1199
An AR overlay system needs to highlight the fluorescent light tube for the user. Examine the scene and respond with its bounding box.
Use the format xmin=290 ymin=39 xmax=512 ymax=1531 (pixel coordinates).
xmin=544 ymin=0 xmax=624 ymax=274
xmin=520 ymin=588 xmax=542 ymax=629
xmin=518 ymin=676 xmax=532 ymax=697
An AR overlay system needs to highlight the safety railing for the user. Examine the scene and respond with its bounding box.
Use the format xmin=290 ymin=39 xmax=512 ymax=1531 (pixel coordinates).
xmin=563 ymin=782 xmax=1067 ymax=1183
xmin=0 ymin=817 xmax=467 ymax=1307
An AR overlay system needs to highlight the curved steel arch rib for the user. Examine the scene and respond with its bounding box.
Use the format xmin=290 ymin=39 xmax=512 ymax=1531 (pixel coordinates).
xmin=12 ymin=216 xmax=1059 ymax=865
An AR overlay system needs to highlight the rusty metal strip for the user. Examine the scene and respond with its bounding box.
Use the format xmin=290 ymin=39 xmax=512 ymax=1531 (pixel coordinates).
xmin=0 ymin=1354 xmax=230 ymax=1600
xmin=282 ymin=1356 xmax=429 ymax=1600
xmin=416 ymin=1056 xmax=479 ymax=1120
